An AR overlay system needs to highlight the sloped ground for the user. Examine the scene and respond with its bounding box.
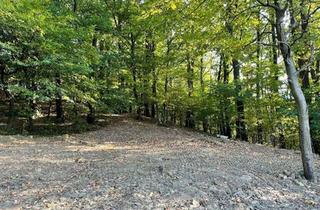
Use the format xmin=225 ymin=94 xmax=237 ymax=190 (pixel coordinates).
xmin=0 ymin=117 xmax=319 ymax=210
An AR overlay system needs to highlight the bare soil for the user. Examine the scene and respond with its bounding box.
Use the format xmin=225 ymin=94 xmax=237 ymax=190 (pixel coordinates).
xmin=0 ymin=117 xmax=319 ymax=209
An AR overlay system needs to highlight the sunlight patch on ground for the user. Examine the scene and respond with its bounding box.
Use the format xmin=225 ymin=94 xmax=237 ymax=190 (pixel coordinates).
xmin=29 ymin=157 xmax=75 ymax=164
xmin=256 ymin=187 xmax=303 ymax=202
xmin=64 ymin=143 xmax=140 ymax=152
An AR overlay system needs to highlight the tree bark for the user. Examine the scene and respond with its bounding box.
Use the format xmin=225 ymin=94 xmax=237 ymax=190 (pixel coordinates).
xmin=232 ymin=59 xmax=248 ymax=141
xmin=55 ymin=74 xmax=64 ymax=123
xmin=219 ymin=53 xmax=231 ymax=138
xmin=185 ymin=54 xmax=195 ymax=129
xmin=86 ymin=102 xmax=96 ymax=124
xmin=271 ymin=14 xmax=280 ymax=93
xmin=129 ymin=33 xmax=141 ymax=119
xmin=274 ymin=7 xmax=315 ymax=181
xmin=200 ymin=57 xmax=209 ymax=132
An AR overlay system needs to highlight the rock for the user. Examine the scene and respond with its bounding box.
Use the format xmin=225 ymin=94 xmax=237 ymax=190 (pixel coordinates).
xmin=293 ymin=179 xmax=304 ymax=187
xmin=62 ymin=134 xmax=69 ymax=141
xmin=75 ymin=158 xmax=85 ymax=163
xmin=283 ymin=170 xmax=291 ymax=176
xmin=217 ymin=134 xmax=229 ymax=140
xmin=79 ymin=140 xmax=89 ymax=145
xmin=289 ymin=173 xmax=297 ymax=179
xmin=189 ymin=199 xmax=200 ymax=208
xmin=199 ymin=199 xmax=208 ymax=207
xmin=233 ymin=190 xmax=246 ymax=199
xmin=279 ymin=174 xmax=287 ymax=180
xmin=158 ymin=166 xmax=163 ymax=174
xmin=240 ymin=175 xmax=253 ymax=183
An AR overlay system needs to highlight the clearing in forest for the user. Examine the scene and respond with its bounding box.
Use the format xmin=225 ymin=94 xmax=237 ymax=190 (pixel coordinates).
xmin=0 ymin=117 xmax=319 ymax=209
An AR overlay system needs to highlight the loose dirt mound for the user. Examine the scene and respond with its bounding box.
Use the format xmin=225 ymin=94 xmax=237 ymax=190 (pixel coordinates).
xmin=0 ymin=118 xmax=319 ymax=209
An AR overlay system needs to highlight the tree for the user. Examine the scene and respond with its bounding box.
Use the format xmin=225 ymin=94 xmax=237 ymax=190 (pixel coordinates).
xmin=256 ymin=0 xmax=318 ymax=181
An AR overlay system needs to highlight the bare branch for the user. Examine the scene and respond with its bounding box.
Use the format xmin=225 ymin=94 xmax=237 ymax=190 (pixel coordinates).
xmin=256 ymin=0 xmax=281 ymax=10
xmin=308 ymin=6 xmax=320 ymax=18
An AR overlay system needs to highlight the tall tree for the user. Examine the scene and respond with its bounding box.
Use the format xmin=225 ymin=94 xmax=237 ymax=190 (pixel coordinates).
xmin=256 ymin=0 xmax=317 ymax=181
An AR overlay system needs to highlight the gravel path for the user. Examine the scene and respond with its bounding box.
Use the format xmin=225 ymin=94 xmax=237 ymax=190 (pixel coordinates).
xmin=0 ymin=118 xmax=319 ymax=209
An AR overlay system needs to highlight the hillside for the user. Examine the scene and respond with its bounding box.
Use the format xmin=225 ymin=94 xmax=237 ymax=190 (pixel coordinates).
xmin=0 ymin=118 xmax=319 ymax=209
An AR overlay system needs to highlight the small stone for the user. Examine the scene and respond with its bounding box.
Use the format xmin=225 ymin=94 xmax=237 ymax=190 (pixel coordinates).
xmin=283 ymin=170 xmax=291 ymax=176
xmin=75 ymin=158 xmax=85 ymax=163
xmin=199 ymin=199 xmax=208 ymax=207
xmin=240 ymin=175 xmax=253 ymax=183
xmin=279 ymin=174 xmax=287 ymax=180
xmin=235 ymin=197 xmax=241 ymax=203
xmin=79 ymin=140 xmax=89 ymax=145
xmin=158 ymin=166 xmax=163 ymax=174
xmin=290 ymin=173 xmax=297 ymax=179
xmin=190 ymin=199 xmax=200 ymax=208
xmin=293 ymin=179 xmax=304 ymax=187
xmin=62 ymin=134 xmax=69 ymax=141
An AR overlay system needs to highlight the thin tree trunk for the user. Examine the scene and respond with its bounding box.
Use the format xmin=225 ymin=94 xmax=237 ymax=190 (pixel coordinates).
xmin=255 ymin=26 xmax=264 ymax=144
xmin=200 ymin=57 xmax=209 ymax=132
xmin=232 ymin=59 xmax=248 ymax=141
xmin=151 ymin=73 xmax=157 ymax=118
xmin=129 ymin=33 xmax=141 ymax=119
xmin=271 ymin=14 xmax=280 ymax=93
xmin=162 ymin=39 xmax=173 ymax=125
xmin=274 ymin=7 xmax=315 ymax=181
xmin=185 ymin=54 xmax=195 ymax=129
xmin=163 ymin=75 xmax=168 ymax=125
xmin=86 ymin=102 xmax=96 ymax=124
xmin=73 ymin=0 xmax=77 ymax=12
xmin=219 ymin=53 xmax=231 ymax=138
xmin=55 ymin=74 xmax=64 ymax=123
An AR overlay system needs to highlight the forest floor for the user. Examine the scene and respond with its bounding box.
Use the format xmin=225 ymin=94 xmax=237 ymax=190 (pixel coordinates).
xmin=0 ymin=116 xmax=320 ymax=210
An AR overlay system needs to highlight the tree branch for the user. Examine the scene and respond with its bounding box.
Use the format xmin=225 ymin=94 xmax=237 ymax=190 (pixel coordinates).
xmin=256 ymin=0 xmax=281 ymax=10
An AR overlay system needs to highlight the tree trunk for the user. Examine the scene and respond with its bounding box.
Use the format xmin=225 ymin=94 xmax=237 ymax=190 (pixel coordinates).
xmin=86 ymin=102 xmax=96 ymax=124
xmin=55 ymin=74 xmax=64 ymax=123
xmin=222 ymin=54 xmax=229 ymax=84
xmin=147 ymin=35 xmax=157 ymax=119
xmin=232 ymin=59 xmax=248 ymax=141
xmin=200 ymin=57 xmax=209 ymax=132
xmin=200 ymin=58 xmax=205 ymax=93
xmin=284 ymin=57 xmax=314 ymax=181
xmin=73 ymin=0 xmax=77 ymax=12
xmin=310 ymin=59 xmax=319 ymax=84
xmin=275 ymin=8 xmax=314 ymax=181
xmin=218 ymin=53 xmax=232 ymax=138
xmin=162 ymin=75 xmax=169 ymax=125
xmin=151 ymin=76 xmax=157 ymax=118
xmin=162 ymin=39 xmax=173 ymax=125
xmin=151 ymin=62 xmax=157 ymax=119
xmin=255 ymin=26 xmax=264 ymax=144
xmin=7 ymin=99 xmax=15 ymax=125
xmin=143 ymin=99 xmax=150 ymax=117
xmin=129 ymin=33 xmax=141 ymax=119
xmin=271 ymin=14 xmax=280 ymax=93
xmin=185 ymin=54 xmax=195 ymax=129
xmin=298 ymin=59 xmax=311 ymax=103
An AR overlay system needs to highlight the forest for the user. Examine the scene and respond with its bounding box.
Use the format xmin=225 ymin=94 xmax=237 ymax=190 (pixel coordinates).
xmin=0 ymin=0 xmax=320 ymax=209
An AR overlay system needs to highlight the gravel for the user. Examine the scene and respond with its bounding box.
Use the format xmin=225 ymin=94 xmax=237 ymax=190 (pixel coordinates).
xmin=0 ymin=118 xmax=319 ymax=209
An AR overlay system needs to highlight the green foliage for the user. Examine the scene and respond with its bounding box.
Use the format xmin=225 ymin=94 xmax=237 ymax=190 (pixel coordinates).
xmin=0 ymin=0 xmax=320 ymax=154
